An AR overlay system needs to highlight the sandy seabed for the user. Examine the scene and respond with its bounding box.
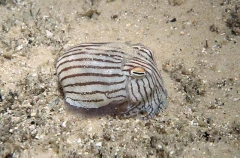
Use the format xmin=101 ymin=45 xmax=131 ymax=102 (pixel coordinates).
xmin=0 ymin=0 xmax=239 ymax=157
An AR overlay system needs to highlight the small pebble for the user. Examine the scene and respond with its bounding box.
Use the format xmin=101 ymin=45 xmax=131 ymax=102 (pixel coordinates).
xmin=46 ymin=30 xmax=53 ymax=38
xmin=96 ymin=142 xmax=102 ymax=147
xmin=180 ymin=31 xmax=185 ymax=35
xmin=31 ymin=112 xmax=37 ymax=117
xmin=170 ymin=18 xmax=177 ymax=22
xmin=62 ymin=121 xmax=67 ymax=128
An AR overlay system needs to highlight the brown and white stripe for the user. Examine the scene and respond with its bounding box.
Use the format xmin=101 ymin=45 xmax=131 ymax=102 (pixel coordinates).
xmin=56 ymin=42 xmax=167 ymax=119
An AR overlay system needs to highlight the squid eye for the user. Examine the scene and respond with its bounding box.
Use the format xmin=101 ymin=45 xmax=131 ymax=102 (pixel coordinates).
xmin=130 ymin=67 xmax=146 ymax=79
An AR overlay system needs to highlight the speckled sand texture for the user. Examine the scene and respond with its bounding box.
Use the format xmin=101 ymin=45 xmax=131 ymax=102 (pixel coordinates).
xmin=0 ymin=0 xmax=239 ymax=157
